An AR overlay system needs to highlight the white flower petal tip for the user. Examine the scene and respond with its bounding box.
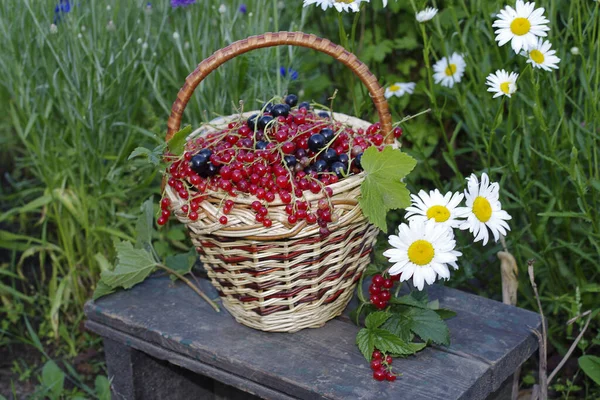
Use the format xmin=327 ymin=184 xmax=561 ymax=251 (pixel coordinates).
xmin=384 ymin=82 xmax=416 ymax=99
xmin=416 ymin=7 xmax=438 ymax=22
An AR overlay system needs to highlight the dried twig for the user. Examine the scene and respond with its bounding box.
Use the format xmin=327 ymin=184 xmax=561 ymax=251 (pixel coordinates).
xmin=528 ymin=260 xmax=547 ymax=400
xmin=547 ymin=312 xmax=593 ymax=384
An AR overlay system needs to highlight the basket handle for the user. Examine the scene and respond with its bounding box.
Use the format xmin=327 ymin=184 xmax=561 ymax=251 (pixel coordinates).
xmin=166 ymin=31 xmax=393 ymax=144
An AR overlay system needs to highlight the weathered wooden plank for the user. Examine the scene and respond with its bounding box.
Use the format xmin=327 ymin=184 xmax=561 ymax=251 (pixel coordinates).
xmin=85 ymin=274 xmax=538 ymax=400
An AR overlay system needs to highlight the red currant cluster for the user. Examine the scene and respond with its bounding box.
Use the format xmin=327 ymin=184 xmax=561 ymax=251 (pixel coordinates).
xmin=369 ymin=273 xmax=400 ymax=310
xmin=159 ymin=94 xmax=403 ymax=234
xmin=371 ymin=349 xmax=397 ymax=382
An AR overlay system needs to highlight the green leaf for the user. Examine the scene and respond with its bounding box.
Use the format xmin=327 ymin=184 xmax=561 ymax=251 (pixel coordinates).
xmin=390 ymin=294 xmax=429 ymax=309
xmin=365 ymin=311 xmax=390 ymax=329
xmin=100 ymin=241 xmax=158 ymax=289
xmin=95 ymin=375 xmax=111 ymax=400
xmin=405 ymin=307 xmax=450 ymax=345
xmin=136 ymin=197 xmax=154 ymax=250
xmin=41 ymin=361 xmax=64 ymax=400
xmin=94 ymin=253 xmax=113 ymax=273
xmin=381 ymin=314 xmax=414 ymax=342
xmin=165 ymin=249 xmax=196 ymax=275
xmin=435 ymin=309 xmax=457 ymax=320
xmin=579 ymin=355 xmax=600 ymax=385
xmin=372 ymin=328 xmax=425 ymax=355
xmin=167 ymin=125 xmax=192 ymax=156
xmin=356 ymin=328 xmax=374 ymax=361
xmin=359 ymin=146 xmax=417 ymax=231
xmin=92 ymin=281 xmax=116 ymax=300
xmin=410 ymin=290 xmax=429 ymax=304
xmin=128 ymin=147 xmax=160 ymax=166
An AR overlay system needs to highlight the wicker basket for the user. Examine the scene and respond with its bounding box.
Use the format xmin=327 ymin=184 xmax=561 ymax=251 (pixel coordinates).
xmin=164 ymin=32 xmax=394 ymax=332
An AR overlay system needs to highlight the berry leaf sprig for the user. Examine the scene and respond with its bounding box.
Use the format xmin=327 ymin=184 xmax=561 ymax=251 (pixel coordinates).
xmin=359 ymin=146 xmax=417 ymax=231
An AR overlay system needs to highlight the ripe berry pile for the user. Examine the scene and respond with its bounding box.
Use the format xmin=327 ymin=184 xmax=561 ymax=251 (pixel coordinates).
xmin=159 ymin=94 xmax=403 ymax=233
xmin=371 ymin=349 xmax=397 ymax=382
xmin=369 ymin=273 xmax=400 ymax=309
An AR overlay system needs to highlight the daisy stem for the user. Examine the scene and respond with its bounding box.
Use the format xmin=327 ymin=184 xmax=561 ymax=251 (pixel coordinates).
xmin=337 ymin=13 xmax=360 ymax=117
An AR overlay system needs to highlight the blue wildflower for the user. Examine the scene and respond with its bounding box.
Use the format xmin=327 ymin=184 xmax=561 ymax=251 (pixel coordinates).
xmin=53 ymin=0 xmax=71 ymax=24
xmin=171 ymin=0 xmax=196 ymax=8
xmin=280 ymin=67 xmax=299 ymax=81
xmin=239 ymin=4 xmax=247 ymax=13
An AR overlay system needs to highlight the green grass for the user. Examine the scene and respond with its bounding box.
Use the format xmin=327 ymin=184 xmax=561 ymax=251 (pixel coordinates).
xmin=0 ymin=0 xmax=598 ymax=396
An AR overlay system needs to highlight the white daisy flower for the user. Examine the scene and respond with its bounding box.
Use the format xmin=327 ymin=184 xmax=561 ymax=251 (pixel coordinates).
xmin=303 ymin=0 xmax=368 ymax=12
xmin=520 ymin=38 xmax=560 ymax=71
xmin=384 ymin=82 xmax=416 ymax=99
xmin=493 ymin=0 xmax=550 ymax=53
xmin=433 ymin=53 xmax=466 ymax=88
xmin=383 ymin=219 xmax=462 ymax=291
xmin=458 ymin=173 xmax=512 ymax=246
xmin=405 ymin=189 xmax=465 ymax=229
xmin=416 ymin=7 xmax=438 ymax=23
xmin=486 ymin=69 xmax=519 ymax=98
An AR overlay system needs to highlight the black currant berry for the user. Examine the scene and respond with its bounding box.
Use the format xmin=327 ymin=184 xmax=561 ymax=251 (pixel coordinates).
xmin=285 ymin=94 xmax=298 ymax=107
xmin=318 ymin=111 xmax=330 ymax=119
xmin=331 ymin=161 xmax=346 ymax=178
xmin=313 ymin=159 xmax=328 ymax=172
xmin=320 ymin=148 xmax=339 ymax=164
xmin=298 ymin=101 xmax=310 ymax=110
xmin=338 ymin=153 xmax=349 ymax=165
xmin=271 ymin=104 xmax=289 ymax=118
xmin=354 ymin=152 xmax=363 ymax=169
xmin=205 ymin=162 xmax=220 ymax=177
xmin=308 ymin=134 xmax=326 ymax=152
xmin=263 ymin=102 xmax=273 ymax=114
xmin=247 ymin=114 xmax=258 ymax=130
xmin=190 ymin=155 xmax=208 ymax=173
xmin=284 ymin=155 xmax=297 ymax=167
xmin=320 ymin=128 xmax=334 ymax=143
xmin=255 ymin=140 xmax=268 ymax=150
xmin=295 ymin=148 xmax=307 ymax=159
xmin=257 ymin=115 xmax=273 ymax=131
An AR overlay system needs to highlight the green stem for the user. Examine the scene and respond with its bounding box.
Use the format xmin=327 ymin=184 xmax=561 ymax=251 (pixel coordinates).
xmin=158 ymin=264 xmax=221 ymax=312
xmin=273 ymin=0 xmax=281 ymax=95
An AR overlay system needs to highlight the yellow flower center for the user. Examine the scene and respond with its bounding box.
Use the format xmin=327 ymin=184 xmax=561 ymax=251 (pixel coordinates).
xmin=407 ymin=240 xmax=435 ymax=266
xmin=335 ymin=0 xmax=355 ymax=3
xmin=529 ymin=49 xmax=545 ymax=64
xmin=510 ymin=17 xmax=531 ymax=36
xmin=500 ymin=82 xmax=511 ymax=94
xmin=445 ymin=64 xmax=457 ymax=76
xmin=389 ymin=84 xmax=401 ymax=91
xmin=426 ymin=205 xmax=451 ymax=223
xmin=473 ymin=196 xmax=492 ymax=222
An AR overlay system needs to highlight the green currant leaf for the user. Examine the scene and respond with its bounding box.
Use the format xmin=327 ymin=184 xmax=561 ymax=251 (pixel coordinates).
xmin=410 ymin=290 xmax=429 ymax=304
xmin=578 ymin=355 xmax=600 ymax=386
xmin=435 ymin=309 xmax=457 ymax=320
xmin=41 ymin=360 xmax=65 ymax=400
xmin=365 ymin=311 xmax=391 ymax=329
xmin=381 ymin=314 xmax=414 ymax=342
xmin=92 ymin=281 xmax=115 ymax=300
xmin=165 ymin=249 xmax=197 ymax=278
xmin=356 ymin=328 xmax=375 ymax=361
xmin=359 ymin=146 xmax=416 ymax=231
xmin=389 ymin=294 xmax=430 ymax=309
xmin=167 ymin=125 xmax=192 ymax=156
xmin=100 ymin=241 xmax=159 ymax=289
xmin=372 ymin=328 xmax=425 ymax=355
xmin=405 ymin=307 xmax=450 ymax=346
xmin=128 ymin=146 xmax=161 ymax=166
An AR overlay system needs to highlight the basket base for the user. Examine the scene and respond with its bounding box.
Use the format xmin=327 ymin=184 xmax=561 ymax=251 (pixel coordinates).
xmin=219 ymin=283 xmax=357 ymax=332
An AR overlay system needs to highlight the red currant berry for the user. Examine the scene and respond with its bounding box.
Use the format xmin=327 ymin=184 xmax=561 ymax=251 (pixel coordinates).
xmin=255 ymin=214 xmax=265 ymax=222
xmin=369 ymin=283 xmax=381 ymax=294
xmin=306 ymin=213 xmax=317 ymax=224
xmin=225 ymin=200 xmax=234 ymax=209
xmin=373 ymin=369 xmax=386 ymax=382
xmin=386 ymin=372 xmax=397 ymax=382
xmin=393 ymin=127 xmax=403 ymax=138
xmin=263 ymin=218 xmax=272 ymax=227
xmin=370 ymin=359 xmax=382 ymax=370
xmin=391 ymin=274 xmax=401 ymax=282
xmin=258 ymin=206 xmax=268 ymax=216
xmin=160 ymin=198 xmax=171 ymax=210
xmin=251 ymin=201 xmax=262 ymax=211
xmin=382 ymin=279 xmax=393 ymax=289
xmin=370 ymin=294 xmax=381 ymax=304
xmin=372 ymin=350 xmax=382 ymax=360
xmin=157 ymin=216 xmax=167 ymax=226
xmin=219 ymin=216 xmax=228 ymax=224
xmin=181 ymin=204 xmax=189 ymax=213
xmin=372 ymin=274 xmax=384 ymax=286
xmin=288 ymin=214 xmax=298 ymax=224
xmin=385 ymin=355 xmax=393 ymax=365
xmin=189 ymin=211 xmax=199 ymax=221
xmin=375 ymin=300 xmax=387 ymax=310
xmin=372 ymin=134 xmax=384 ymax=146
xmin=380 ymin=290 xmax=391 ymax=301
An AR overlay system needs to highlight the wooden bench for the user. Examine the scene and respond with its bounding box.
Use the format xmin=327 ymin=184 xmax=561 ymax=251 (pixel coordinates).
xmin=85 ymin=273 xmax=541 ymax=400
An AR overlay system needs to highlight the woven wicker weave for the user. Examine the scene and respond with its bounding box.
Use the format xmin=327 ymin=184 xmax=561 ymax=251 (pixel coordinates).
xmin=165 ymin=32 xmax=394 ymax=332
